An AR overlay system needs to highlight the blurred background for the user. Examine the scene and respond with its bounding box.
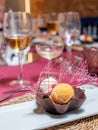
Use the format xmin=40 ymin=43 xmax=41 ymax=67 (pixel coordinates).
xmin=5 ymin=0 xmax=98 ymax=18
xmin=0 ymin=0 xmax=97 ymax=66
xmin=4 ymin=0 xmax=98 ymax=42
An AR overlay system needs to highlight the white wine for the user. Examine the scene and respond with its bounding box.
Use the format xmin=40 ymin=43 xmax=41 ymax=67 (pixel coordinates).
xmin=36 ymin=44 xmax=63 ymax=60
xmin=5 ymin=36 xmax=32 ymax=52
xmin=36 ymin=50 xmax=62 ymax=60
xmin=47 ymin=21 xmax=58 ymax=35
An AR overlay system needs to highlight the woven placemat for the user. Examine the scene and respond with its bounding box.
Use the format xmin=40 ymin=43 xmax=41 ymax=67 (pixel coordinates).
xmin=0 ymin=93 xmax=35 ymax=106
xmin=0 ymin=94 xmax=98 ymax=130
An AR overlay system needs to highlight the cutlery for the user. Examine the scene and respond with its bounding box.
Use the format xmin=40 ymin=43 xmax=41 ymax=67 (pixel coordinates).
xmin=0 ymin=94 xmax=12 ymax=102
xmin=3 ymin=89 xmax=30 ymax=94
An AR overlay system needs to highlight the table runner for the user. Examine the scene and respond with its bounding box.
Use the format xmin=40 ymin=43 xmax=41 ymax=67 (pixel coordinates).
xmin=0 ymin=57 xmax=47 ymax=103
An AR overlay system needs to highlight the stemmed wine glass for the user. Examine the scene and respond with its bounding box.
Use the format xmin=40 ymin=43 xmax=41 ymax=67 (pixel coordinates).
xmin=46 ymin=12 xmax=58 ymax=36
xmin=58 ymin=12 xmax=81 ymax=63
xmin=35 ymin=13 xmax=61 ymax=61
xmin=35 ymin=41 xmax=64 ymax=61
xmin=3 ymin=11 xmax=32 ymax=89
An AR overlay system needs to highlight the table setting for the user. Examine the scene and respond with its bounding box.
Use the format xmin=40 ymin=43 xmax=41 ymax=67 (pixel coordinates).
xmin=0 ymin=54 xmax=98 ymax=130
xmin=0 ymin=10 xmax=98 ymax=130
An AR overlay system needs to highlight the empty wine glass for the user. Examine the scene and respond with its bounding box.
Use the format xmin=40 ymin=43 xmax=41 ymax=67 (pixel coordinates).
xmin=58 ymin=12 xmax=81 ymax=62
xmin=3 ymin=11 xmax=32 ymax=89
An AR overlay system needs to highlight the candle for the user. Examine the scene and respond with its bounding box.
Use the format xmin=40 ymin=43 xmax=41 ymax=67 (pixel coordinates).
xmin=25 ymin=0 xmax=30 ymax=13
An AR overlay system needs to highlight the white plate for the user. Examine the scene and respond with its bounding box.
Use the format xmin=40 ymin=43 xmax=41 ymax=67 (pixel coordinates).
xmin=0 ymin=84 xmax=98 ymax=130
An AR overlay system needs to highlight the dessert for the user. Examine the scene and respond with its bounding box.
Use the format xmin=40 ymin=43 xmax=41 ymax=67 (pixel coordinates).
xmin=40 ymin=76 xmax=58 ymax=93
xmin=36 ymin=86 xmax=86 ymax=114
xmin=50 ymin=83 xmax=74 ymax=104
xmin=86 ymin=36 xmax=94 ymax=43
xmin=79 ymin=34 xmax=94 ymax=43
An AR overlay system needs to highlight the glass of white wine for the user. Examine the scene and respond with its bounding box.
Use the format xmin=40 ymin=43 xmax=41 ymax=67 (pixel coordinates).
xmin=35 ymin=41 xmax=64 ymax=61
xmin=3 ymin=11 xmax=32 ymax=89
xmin=46 ymin=12 xmax=58 ymax=36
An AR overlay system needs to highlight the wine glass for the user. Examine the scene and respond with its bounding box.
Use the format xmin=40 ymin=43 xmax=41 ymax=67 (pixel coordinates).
xmin=58 ymin=12 xmax=81 ymax=63
xmin=46 ymin=12 xmax=58 ymax=36
xmin=3 ymin=11 xmax=32 ymax=89
xmin=37 ymin=14 xmax=48 ymax=33
xmin=35 ymin=41 xmax=64 ymax=61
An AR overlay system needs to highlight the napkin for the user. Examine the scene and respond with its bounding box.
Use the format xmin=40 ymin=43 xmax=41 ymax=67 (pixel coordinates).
xmin=2 ymin=46 xmax=30 ymax=66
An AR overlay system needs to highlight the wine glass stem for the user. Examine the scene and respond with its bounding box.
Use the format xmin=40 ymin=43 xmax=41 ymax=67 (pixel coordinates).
xmin=66 ymin=44 xmax=72 ymax=62
xmin=18 ymin=51 xmax=24 ymax=81
xmin=66 ymin=44 xmax=73 ymax=72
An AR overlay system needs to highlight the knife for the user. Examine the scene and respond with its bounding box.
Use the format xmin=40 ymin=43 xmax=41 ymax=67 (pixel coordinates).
xmin=0 ymin=94 xmax=12 ymax=102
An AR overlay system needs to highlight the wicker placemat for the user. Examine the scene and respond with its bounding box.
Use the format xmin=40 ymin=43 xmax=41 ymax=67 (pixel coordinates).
xmin=0 ymin=94 xmax=98 ymax=130
xmin=0 ymin=93 xmax=35 ymax=106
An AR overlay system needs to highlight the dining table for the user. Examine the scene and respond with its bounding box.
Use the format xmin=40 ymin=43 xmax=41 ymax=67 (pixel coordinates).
xmin=0 ymin=45 xmax=98 ymax=130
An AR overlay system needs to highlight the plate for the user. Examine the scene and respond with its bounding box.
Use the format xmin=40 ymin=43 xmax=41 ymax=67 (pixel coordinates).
xmin=0 ymin=84 xmax=98 ymax=130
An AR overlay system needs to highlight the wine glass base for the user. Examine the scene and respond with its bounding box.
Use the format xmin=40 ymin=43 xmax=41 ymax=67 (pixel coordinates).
xmin=9 ymin=79 xmax=32 ymax=90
